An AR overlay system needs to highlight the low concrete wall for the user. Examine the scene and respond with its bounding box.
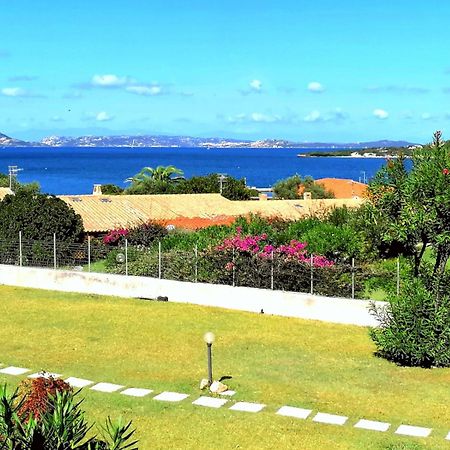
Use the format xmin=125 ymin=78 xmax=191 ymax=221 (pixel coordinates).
xmin=0 ymin=264 xmax=384 ymax=327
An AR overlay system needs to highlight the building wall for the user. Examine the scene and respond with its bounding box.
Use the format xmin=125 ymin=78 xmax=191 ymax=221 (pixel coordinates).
xmin=0 ymin=265 xmax=383 ymax=327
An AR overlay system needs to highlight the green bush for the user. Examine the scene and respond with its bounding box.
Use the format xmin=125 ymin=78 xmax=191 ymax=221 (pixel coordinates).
xmin=299 ymin=223 xmax=363 ymax=260
xmin=126 ymin=221 xmax=168 ymax=247
xmin=369 ymin=278 xmax=450 ymax=367
xmin=273 ymin=174 xmax=334 ymax=199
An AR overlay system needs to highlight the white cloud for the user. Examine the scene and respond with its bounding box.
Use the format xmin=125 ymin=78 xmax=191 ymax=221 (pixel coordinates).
xmin=126 ymin=85 xmax=162 ymax=96
xmin=250 ymin=112 xmax=280 ymax=123
xmin=303 ymin=110 xmax=322 ymax=122
xmin=307 ymin=81 xmax=325 ymax=93
xmin=50 ymin=115 xmax=64 ymax=122
xmin=91 ymin=74 xmax=129 ymax=87
xmin=249 ymin=79 xmax=262 ymax=91
xmin=1 ymin=87 xmax=27 ymax=97
xmin=96 ymin=111 xmax=114 ymax=121
xmin=373 ymin=108 xmax=389 ymax=119
xmin=421 ymin=112 xmax=432 ymax=120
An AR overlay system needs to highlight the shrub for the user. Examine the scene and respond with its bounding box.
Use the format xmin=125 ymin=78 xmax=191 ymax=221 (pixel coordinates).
xmin=0 ymin=381 xmax=138 ymax=449
xmin=300 ymin=223 xmax=363 ymax=260
xmin=369 ymin=278 xmax=450 ymax=367
xmin=273 ymin=174 xmax=334 ymax=199
xmin=126 ymin=221 xmax=168 ymax=247
xmin=18 ymin=376 xmax=72 ymax=419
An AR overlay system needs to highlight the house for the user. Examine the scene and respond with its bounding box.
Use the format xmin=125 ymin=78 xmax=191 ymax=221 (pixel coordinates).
xmin=58 ymin=190 xmax=363 ymax=233
xmin=315 ymin=178 xmax=368 ymax=200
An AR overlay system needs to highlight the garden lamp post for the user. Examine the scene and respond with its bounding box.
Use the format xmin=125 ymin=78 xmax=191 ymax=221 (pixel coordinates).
xmin=204 ymin=332 xmax=215 ymax=385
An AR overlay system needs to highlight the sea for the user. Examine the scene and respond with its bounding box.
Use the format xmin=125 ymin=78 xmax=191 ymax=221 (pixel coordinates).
xmin=0 ymin=147 xmax=389 ymax=195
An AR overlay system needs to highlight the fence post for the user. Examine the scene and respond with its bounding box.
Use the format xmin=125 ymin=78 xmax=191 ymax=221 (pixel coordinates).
xmin=19 ymin=231 xmax=23 ymax=267
xmin=310 ymin=254 xmax=314 ymax=295
xmin=232 ymin=248 xmax=236 ymax=287
xmin=396 ymin=257 xmax=400 ymax=295
xmin=125 ymin=238 xmax=128 ymax=276
xmin=158 ymin=241 xmax=162 ymax=279
xmin=87 ymin=235 xmax=91 ymax=273
xmin=53 ymin=233 xmax=57 ymax=269
xmin=194 ymin=244 xmax=198 ymax=283
xmin=270 ymin=250 xmax=274 ymax=290
xmin=351 ymin=257 xmax=355 ymax=299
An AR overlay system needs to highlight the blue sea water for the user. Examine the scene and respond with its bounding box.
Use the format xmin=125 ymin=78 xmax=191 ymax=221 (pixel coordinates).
xmin=0 ymin=147 xmax=389 ymax=195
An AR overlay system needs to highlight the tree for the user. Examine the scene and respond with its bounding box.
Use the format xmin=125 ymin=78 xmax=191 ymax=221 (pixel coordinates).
xmin=0 ymin=191 xmax=84 ymax=243
xmin=364 ymin=131 xmax=450 ymax=277
xmin=125 ymin=165 xmax=184 ymax=194
xmin=175 ymin=173 xmax=257 ymax=200
xmin=273 ymin=174 xmax=334 ymax=199
xmin=101 ymin=183 xmax=124 ymax=195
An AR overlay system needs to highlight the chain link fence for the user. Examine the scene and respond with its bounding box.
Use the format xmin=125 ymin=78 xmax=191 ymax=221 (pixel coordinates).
xmin=0 ymin=233 xmax=402 ymax=300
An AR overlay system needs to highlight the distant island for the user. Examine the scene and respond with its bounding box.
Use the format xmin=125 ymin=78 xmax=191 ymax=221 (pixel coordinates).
xmin=0 ymin=131 xmax=417 ymax=149
xmin=297 ymin=144 xmax=423 ymax=159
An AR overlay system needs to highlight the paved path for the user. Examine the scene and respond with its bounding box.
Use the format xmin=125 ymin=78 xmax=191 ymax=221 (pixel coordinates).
xmin=0 ymin=363 xmax=446 ymax=443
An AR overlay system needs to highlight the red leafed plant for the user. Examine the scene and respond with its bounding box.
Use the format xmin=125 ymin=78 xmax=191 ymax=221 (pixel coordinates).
xmin=18 ymin=375 xmax=73 ymax=419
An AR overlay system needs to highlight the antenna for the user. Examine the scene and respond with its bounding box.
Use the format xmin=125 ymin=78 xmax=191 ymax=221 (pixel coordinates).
xmin=8 ymin=165 xmax=23 ymax=190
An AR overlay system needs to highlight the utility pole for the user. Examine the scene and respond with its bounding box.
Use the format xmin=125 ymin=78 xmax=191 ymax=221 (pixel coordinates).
xmin=8 ymin=165 xmax=22 ymax=190
xmin=218 ymin=174 xmax=227 ymax=194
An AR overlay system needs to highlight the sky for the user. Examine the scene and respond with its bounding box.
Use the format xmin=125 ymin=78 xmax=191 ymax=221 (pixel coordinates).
xmin=1 ymin=0 xmax=450 ymax=143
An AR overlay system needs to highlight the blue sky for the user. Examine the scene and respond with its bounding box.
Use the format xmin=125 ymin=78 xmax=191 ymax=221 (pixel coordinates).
xmin=1 ymin=0 xmax=450 ymax=142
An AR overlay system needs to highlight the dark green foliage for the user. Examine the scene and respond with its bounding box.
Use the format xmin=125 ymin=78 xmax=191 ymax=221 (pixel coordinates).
xmin=0 ymin=172 xmax=9 ymax=188
xmin=101 ymin=184 xmax=124 ymax=195
xmin=370 ymin=278 xmax=450 ymax=367
xmin=273 ymin=174 xmax=334 ymax=199
xmin=126 ymin=221 xmax=168 ymax=247
xmin=0 ymin=191 xmax=84 ymax=243
xmin=175 ymin=173 xmax=257 ymax=200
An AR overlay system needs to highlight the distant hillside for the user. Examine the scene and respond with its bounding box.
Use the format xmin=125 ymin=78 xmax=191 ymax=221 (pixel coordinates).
xmin=0 ymin=131 xmax=417 ymax=149
xmin=0 ymin=132 xmax=31 ymax=147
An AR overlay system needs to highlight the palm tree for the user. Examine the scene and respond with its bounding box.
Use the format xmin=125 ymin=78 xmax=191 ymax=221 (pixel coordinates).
xmin=126 ymin=165 xmax=184 ymax=184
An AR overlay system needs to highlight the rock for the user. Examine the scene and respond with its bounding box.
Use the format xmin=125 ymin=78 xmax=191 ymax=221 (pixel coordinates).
xmin=199 ymin=378 xmax=209 ymax=390
xmin=209 ymin=380 xmax=228 ymax=394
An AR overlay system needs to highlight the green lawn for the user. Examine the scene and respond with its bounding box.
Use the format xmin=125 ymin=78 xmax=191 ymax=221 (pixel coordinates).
xmin=0 ymin=285 xmax=449 ymax=449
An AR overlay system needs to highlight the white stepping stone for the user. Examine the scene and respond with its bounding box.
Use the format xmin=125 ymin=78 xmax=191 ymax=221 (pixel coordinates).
xmin=90 ymin=382 xmax=124 ymax=393
xmin=153 ymin=391 xmax=189 ymax=402
xmin=28 ymin=372 xmax=61 ymax=379
xmin=65 ymin=377 xmax=94 ymax=388
xmin=313 ymin=412 xmax=348 ymax=426
xmin=229 ymin=401 xmax=265 ymax=413
xmin=354 ymin=419 xmax=390 ymax=432
xmin=276 ymin=405 xmax=312 ymax=420
xmin=445 ymin=431 xmax=450 ymax=441
xmin=0 ymin=366 xmax=30 ymax=376
xmin=219 ymin=390 xmax=236 ymax=396
xmin=120 ymin=388 xmax=153 ymax=397
xmin=395 ymin=424 xmax=432 ymax=438
xmin=192 ymin=396 xmax=228 ymax=408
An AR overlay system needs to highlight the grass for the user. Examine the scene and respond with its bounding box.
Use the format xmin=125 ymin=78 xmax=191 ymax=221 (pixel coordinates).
xmin=0 ymin=285 xmax=449 ymax=449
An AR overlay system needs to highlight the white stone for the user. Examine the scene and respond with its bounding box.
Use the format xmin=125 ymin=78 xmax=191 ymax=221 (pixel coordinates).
xmin=312 ymin=412 xmax=348 ymax=426
xmin=192 ymin=396 xmax=228 ymax=408
xmin=153 ymin=391 xmax=189 ymax=402
xmin=28 ymin=372 xmax=61 ymax=379
xmin=276 ymin=406 xmax=312 ymax=420
xmin=120 ymin=388 xmax=153 ymax=397
xmin=199 ymin=379 xmax=209 ymax=390
xmin=90 ymin=382 xmax=124 ymax=393
xmin=354 ymin=419 xmax=390 ymax=432
xmin=209 ymin=381 xmax=228 ymax=393
xmin=0 ymin=366 xmax=30 ymax=376
xmin=395 ymin=425 xmax=432 ymax=438
xmin=229 ymin=402 xmax=265 ymax=413
xmin=65 ymin=377 xmax=94 ymax=388
xmin=219 ymin=390 xmax=236 ymax=396
xmin=445 ymin=431 xmax=450 ymax=441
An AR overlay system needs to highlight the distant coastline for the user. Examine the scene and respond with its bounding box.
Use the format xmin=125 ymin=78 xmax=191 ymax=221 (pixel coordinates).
xmin=0 ymin=131 xmax=418 ymax=150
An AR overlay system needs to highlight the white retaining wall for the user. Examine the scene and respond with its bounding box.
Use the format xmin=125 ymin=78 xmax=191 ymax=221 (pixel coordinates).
xmin=0 ymin=264 xmax=384 ymax=327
